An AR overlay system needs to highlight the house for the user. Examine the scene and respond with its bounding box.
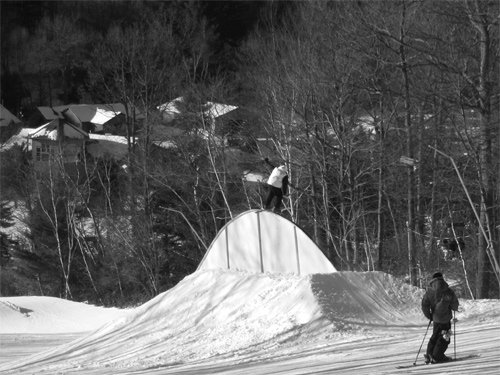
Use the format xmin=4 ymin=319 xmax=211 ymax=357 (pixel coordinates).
xmin=28 ymin=119 xmax=89 ymax=171
xmin=157 ymin=97 xmax=238 ymax=135
xmin=25 ymin=119 xmax=135 ymax=178
xmin=2 ymin=122 xmax=131 ymax=167
xmin=155 ymin=97 xmax=269 ymax=150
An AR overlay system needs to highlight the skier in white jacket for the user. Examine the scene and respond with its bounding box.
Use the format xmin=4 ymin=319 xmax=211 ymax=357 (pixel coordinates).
xmin=263 ymin=158 xmax=288 ymax=212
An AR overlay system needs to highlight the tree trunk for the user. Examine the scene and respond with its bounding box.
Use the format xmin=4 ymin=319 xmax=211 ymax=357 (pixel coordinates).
xmin=376 ymin=114 xmax=384 ymax=270
xmin=466 ymin=1 xmax=500 ymax=297
xmin=399 ymin=2 xmax=417 ymax=285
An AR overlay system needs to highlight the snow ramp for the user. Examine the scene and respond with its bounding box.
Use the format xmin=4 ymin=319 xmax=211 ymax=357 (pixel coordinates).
xmin=198 ymin=209 xmax=336 ymax=275
xmin=1 ymin=270 xmax=425 ymax=373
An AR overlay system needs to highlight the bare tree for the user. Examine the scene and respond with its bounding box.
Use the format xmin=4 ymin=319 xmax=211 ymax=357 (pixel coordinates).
xmin=417 ymin=1 xmax=500 ymax=296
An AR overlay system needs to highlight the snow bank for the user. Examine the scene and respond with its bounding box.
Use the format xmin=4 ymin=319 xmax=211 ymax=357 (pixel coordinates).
xmin=0 ymin=296 xmax=123 ymax=334
xmin=1 ymin=269 xmax=426 ymax=373
xmin=311 ymin=271 xmax=424 ymax=327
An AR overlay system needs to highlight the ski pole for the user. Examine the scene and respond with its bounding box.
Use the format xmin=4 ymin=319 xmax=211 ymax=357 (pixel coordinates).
xmin=414 ymin=320 xmax=432 ymax=365
xmin=453 ymin=310 xmax=456 ymax=360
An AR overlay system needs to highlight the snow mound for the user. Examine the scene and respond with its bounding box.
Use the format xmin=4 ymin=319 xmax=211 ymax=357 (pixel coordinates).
xmin=2 ymin=269 xmax=425 ymax=373
xmin=311 ymin=271 xmax=424 ymax=327
xmin=0 ymin=296 xmax=123 ymax=334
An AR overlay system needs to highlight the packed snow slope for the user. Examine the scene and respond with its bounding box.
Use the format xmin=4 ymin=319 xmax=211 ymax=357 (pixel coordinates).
xmin=0 ymin=297 xmax=122 ymax=334
xmin=0 ymin=270 xmax=430 ymax=373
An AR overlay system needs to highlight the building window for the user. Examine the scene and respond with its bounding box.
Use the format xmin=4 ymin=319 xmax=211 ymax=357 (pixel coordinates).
xmin=35 ymin=143 xmax=53 ymax=161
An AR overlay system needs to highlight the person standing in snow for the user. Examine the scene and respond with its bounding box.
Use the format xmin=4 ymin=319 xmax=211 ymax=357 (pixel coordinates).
xmin=421 ymin=272 xmax=459 ymax=364
xmin=263 ymin=158 xmax=288 ymax=212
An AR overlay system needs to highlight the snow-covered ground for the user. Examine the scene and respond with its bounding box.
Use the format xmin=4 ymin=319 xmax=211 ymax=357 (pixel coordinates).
xmin=0 ymin=269 xmax=499 ymax=374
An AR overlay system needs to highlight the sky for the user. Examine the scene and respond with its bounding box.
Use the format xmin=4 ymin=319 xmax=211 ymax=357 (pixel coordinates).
xmin=1 ymin=268 xmax=499 ymax=374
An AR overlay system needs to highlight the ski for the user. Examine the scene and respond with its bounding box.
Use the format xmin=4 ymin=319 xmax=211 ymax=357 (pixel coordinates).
xmin=396 ymin=354 xmax=479 ymax=369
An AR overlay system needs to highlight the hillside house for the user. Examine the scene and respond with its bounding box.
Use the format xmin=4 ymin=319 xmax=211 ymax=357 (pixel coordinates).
xmin=157 ymin=97 xmax=237 ymax=137
xmin=28 ymin=119 xmax=89 ymax=172
xmin=156 ymin=97 xmax=268 ymax=151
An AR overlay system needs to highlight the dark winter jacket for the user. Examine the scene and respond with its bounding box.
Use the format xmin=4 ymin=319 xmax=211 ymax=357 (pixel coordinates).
xmin=421 ymin=276 xmax=459 ymax=324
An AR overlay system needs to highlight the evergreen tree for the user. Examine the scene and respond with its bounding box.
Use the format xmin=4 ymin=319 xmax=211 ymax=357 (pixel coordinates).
xmin=0 ymin=201 xmax=17 ymax=266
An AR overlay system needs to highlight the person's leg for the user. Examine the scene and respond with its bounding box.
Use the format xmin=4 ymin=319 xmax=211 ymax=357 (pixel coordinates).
xmin=432 ymin=323 xmax=451 ymax=362
xmin=273 ymin=189 xmax=284 ymax=212
xmin=426 ymin=324 xmax=441 ymax=361
xmin=265 ymin=186 xmax=276 ymax=209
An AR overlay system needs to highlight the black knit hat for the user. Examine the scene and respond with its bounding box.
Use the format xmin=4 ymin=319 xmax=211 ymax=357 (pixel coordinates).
xmin=432 ymin=272 xmax=443 ymax=279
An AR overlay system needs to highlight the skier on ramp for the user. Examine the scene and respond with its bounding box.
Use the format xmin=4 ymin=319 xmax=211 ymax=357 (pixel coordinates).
xmin=263 ymin=158 xmax=288 ymax=213
xmin=421 ymin=272 xmax=459 ymax=364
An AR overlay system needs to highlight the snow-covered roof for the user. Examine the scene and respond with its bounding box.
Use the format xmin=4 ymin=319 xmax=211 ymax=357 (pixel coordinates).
xmin=1 ymin=128 xmax=33 ymax=151
xmin=29 ymin=119 xmax=88 ymax=140
xmin=89 ymin=133 xmax=129 ymax=143
xmin=91 ymin=107 xmax=122 ymax=125
xmin=157 ymin=97 xmax=183 ymax=114
xmin=38 ymin=104 xmax=126 ymax=128
xmin=204 ymin=101 xmax=238 ymax=119
xmin=158 ymin=97 xmax=237 ymax=119
xmin=58 ymin=104 xmax=125 ymax=124
xmin=0 ymin=104 xmax=21 ymax=127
